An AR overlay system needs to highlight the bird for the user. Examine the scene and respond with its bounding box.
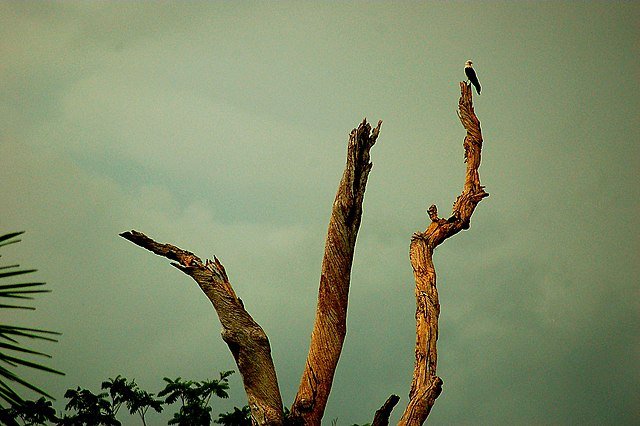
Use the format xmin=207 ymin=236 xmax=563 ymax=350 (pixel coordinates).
xmin=464 ymin=60 xmax=481 ymax=94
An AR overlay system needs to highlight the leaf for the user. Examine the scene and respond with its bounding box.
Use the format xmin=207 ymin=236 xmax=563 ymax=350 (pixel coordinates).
xmin=0 ymin=378 xmax=24 ymax=406
xmin=0 ymin=304 xmax=36 ymax=310
xmin=0 ymin=265 xmax=19 ymax=270
xmin=219 ymin=370 xmax=234 ymax=380
xmin=0 ymin=282 xmax=50 ymax=299
xmin=0 ymin=269 xmax=38 ymax=279
xmin=0 ymin=232 xmax=24 ymax=246
xmin=0 ymin=366 xmax=56 ymax=401
xmin=0 ymin=341 xmax=52 ymax=357
xmin=0 ymin=325 xmax=61 ymax=343
xmin=0 ymin=353 xmax=64 ymax=375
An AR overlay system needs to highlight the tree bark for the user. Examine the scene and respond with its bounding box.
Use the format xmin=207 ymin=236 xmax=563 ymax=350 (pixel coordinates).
xmin=119 ymin=85 xmax=484 ymax=425
xmin=371 ymin=394 xmax=400 ymax=426
xmin=120 ymin=119 xmax=381 ymax=425
xmin=398 ymin=82 xmax=488 ymax=425
xmin=289 ymin=119 xmax=382 ymax=424
xmin=119 ymin=231 xmax=285 ymax=425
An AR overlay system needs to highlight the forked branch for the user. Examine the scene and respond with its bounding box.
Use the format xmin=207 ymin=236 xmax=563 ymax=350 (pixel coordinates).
xmin=398 ymin=82 xmax=488 ymax=425
xmin=120 ymin=119 xmax=382 ymax=426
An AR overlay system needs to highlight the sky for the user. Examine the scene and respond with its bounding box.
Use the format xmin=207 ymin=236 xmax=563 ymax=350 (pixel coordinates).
xmin=1 ymin=1 xmax=638 ymax=425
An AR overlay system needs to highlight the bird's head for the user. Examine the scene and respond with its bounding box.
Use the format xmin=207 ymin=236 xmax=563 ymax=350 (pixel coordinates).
xmin=465 ymin=60 xmax=473 ymax=67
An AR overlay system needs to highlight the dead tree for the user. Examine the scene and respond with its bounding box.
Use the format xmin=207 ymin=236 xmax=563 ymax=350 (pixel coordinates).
xmin=120 ymin=82 xmax=486 ymax=425
xmin=397 ymin=82 xmax=488 ymax=424
xmin=121 ymin=118 xmax=381 ymax=424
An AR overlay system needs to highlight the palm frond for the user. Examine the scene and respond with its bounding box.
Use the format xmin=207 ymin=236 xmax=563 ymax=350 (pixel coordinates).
xmin=0 ymin=265 xmax=19 ymax=270
xmin=0 ymin=367 xmax=56 ymax=401
xmin=0 ymin=342 xmax=53 ymax=358
xmin=0 ymin=304 xmax=36 ymax=310
xmin=0 ymin=281 xmax=51 ymax=309
xmin=0 ymin=353 xmax=63 ymax=375
xmin=0 ymin=282 xmax=50 ymax=297
xmin=0 ymin=269 xmax=38 ymax=279
xmin=0 ymin=232 xmax=24 ymax=247
xmin=0 ymin=325 xmax=61 ymax=343
xmin=0 ymin=378 xmax=24 ymax=406
xmin=0 ymin=231 xmax=64 ymax=408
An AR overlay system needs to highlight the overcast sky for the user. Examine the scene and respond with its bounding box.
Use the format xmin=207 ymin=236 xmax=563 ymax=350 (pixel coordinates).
xmin=1 ymin=2 xmax=638 ymax=425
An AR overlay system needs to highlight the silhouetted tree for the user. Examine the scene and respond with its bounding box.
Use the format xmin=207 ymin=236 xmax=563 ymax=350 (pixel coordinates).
xmin=101 ymin=376 xmax=162 ymax=426
xmin=61 ymin=387 xmax=119 ymax=425
xmin=159 ymin=371 xmax=233 ymax=426
xmin=1 ymin=397 xmax=59 ymax=425
xmin=100 ymin=376 xmax=131 ymax=417
xmin=127 ymin=389 xmax=163 ymax=426
xmin=1 ymin=371 xmax=376 ymax=425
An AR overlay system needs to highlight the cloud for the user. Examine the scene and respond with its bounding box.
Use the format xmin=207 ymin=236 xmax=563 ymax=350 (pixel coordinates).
xmin=2 ymin=2 xmax=638 ymax=424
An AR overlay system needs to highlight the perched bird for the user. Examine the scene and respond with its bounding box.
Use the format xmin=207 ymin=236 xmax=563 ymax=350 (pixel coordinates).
xmin=464 ymin=60 xmax=481 ymax=94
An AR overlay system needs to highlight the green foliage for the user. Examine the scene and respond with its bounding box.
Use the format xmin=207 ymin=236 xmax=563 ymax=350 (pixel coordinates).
xmin=62 ymin=387 xmax=119 ymax=425
xmin=0 ymin=371 xmax=374 ymax=425
xmin=127 ymin=389 xmax=163 ymax=421
xmin=0 ymin=231 xmax=63 ymax=408
xmin=0 ymin=397 xmax=59 ymax=425
xmin=0 ymin=371 xmax=237 ymax=425
xmin=159 ymin=371 xmax=233 ymax=426
xmin=101 ymin=376 xmax=162 ymax=426
xmin=100 ymin=376 xmax=130 ymax=416
xmin=215 ymin=405 xmax=250 ymax=425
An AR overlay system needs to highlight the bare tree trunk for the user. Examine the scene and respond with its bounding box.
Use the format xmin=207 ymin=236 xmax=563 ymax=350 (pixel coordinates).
xmin=290 ymin=119 xmax=382 ymax=424
xmin=120 ymin=119 xmax=381 ymax=426
xmin=398 ymin=82 xmax=488 ymax=425
xmin=118 ymin=231 xmax=285 ymax=425
xmin=119 ymin=83 xmax=485 ymax=425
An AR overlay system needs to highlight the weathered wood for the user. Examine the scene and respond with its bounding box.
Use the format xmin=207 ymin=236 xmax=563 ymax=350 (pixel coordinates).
xmin=371 ymin=394 xmax=400 ymax=426
xmin=398 ymin=82 xmax=488 ymax=425
xmin=289 ymin=119 xmax=382 ymax=424
xmin=119 ymin=230 xmax=285 ymax=425
xmin=120 ymin=90 xmax=484 ymax=424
